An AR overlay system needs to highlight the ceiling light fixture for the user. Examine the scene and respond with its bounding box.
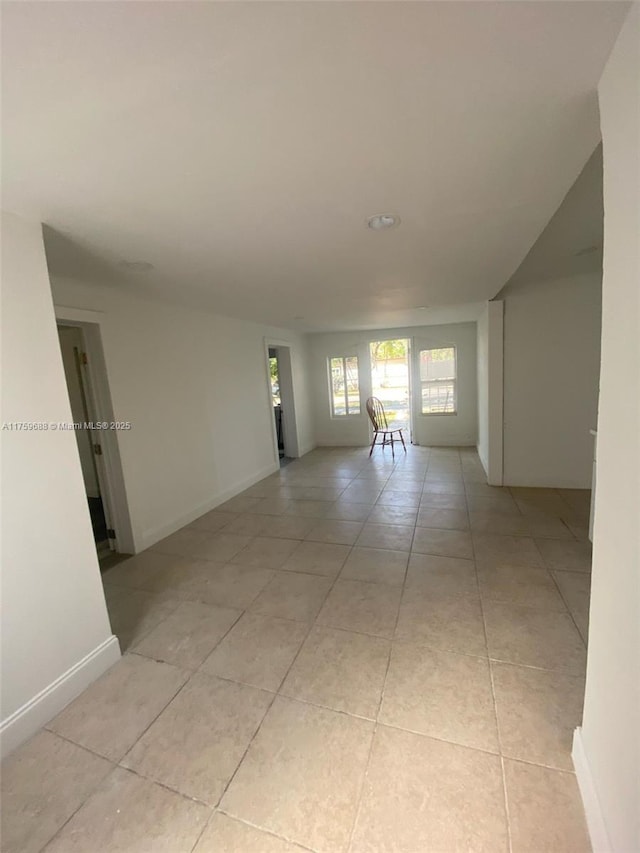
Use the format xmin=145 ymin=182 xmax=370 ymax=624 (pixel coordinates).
xmin=119 ymin=260 xmax=154 ymax=272
xmin=367 ymin=214 xmax=400 ymax=231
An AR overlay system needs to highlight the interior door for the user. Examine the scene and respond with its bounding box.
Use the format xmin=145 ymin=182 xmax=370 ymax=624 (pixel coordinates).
xmin=58 ymin=324 xmax=116 ymax=553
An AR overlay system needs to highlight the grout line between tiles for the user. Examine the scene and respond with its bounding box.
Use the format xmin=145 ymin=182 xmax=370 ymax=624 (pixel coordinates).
xmin=547 ymin=568 xmax=590 ymax=651
xmin=207 ymin=543 xmax=350 ymax=821
xmin=214 ymin=809 xmax=321 ymax=852
xmin=116 ymin=763 xmax=215 ymax=808
xmin=187 ymin=808 xmax=216 ymax=853
xmin=39 ymin=727 xmax=118 ymax=764
xmin=33 ymin=763 xmax=121 ymax=852
xmin=344 ymin=510 xmax=410 ymax=853
xmin=471 ymin=521 xmax=514 ymax=853
xmin=37 ymin=763 xmax=214 ymax=853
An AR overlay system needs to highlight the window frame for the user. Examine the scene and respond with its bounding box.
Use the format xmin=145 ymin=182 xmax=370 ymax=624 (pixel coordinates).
xmin=328 ymin=355 xmax=361 ymax=418
xmin=418 ymin=345 xmax=458 ymax=416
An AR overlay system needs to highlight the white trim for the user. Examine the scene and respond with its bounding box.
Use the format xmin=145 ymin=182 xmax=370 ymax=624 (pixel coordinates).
xmin=572 ymin=727 xmax=613 ymax=853
xmin=53 ymin=305 xmax=106 ymax=322
xmin=487 ymin=300 xmax=504 ymax=486
xmin=0 ymin=636 xmax=121 ymax=759
xmin=138 ymin=460 xmax=279 ymax=550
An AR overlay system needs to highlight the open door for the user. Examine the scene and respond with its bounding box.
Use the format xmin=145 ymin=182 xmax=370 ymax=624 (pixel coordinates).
xmin=369 ymin=338 xmax=412 ymax=442
xmin=269 ymin=348 xmax=285 ymax=460
xmin=265 ymin=342 xmax=299 ymax=464
xmin=57 ymin=325 xmax=116 ymax=558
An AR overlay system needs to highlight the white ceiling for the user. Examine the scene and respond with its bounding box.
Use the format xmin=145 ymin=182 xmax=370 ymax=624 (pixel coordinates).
xmin=1 ymin=2 xmax=628 ymax=332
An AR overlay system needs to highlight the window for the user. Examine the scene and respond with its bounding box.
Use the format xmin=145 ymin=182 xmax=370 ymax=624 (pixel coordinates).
xmin=329 ymin=356 xmax=360 ymax=416
xmin=419 ymin=347 xmax=456 ymax=414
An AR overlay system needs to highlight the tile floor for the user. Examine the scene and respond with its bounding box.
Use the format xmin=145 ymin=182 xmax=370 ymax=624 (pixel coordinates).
xmin=1 ymin=447 xmax=593 ymax=852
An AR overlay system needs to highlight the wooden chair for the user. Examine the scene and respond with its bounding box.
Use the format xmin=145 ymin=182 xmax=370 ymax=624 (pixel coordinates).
xmin=365 ymin=397 xmax=407 ymax=458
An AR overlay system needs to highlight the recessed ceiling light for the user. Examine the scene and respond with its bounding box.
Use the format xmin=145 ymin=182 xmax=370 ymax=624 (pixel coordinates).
xmin=119 ymin=260 xmax=154 ymax=272
xmin=367 ymin=214 xmax=400 ymax=231
xmin=418 ymin=306 xmax=428 ymax=310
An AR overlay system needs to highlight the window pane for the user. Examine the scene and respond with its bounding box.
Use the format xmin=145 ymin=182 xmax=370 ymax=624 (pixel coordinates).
xmin=420 ymin=347 xmax=456 ymax=382
xmin=329 ymin=356 xmax=359 ymax=416
xmin=269 ymin=357 xmax=280 ymax=406
xmin=422 ymin=381 xmax=456 ymax=414
xmin=330 ymin=357 xmax=346 ymax=416
xmin=345 ymin=356 xmax=360 ymax=414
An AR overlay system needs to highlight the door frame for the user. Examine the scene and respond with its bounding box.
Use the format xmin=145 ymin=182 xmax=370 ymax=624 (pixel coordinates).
xmin=263 ymin=339 xmax=300 ymax=463
xmin=55 ymin=306 xmax=135 ymax=555
xmin=367 ymin=336 xmax=414 ymax=444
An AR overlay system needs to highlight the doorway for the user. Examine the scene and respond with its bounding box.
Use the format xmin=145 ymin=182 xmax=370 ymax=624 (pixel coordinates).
xmin=57 ymin=325 xmax=112 ymax=559
xmin=265 ymin=342 xmax=299 ymax=465
xmin=269 ymin=348 xmax=285 ymax=461
xmin=56 ymin=320 xmax=134 ymax=565
xmin=369 ymin=338 xmax=412 ymax=441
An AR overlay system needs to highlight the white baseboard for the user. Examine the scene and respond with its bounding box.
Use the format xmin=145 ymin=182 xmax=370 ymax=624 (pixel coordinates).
xmin=315 ymin=441 xmax=368 ymax=448
xmin=572 ymin=727 xmax=613 ymax=852
xmin=138 ymin=461 xmax=280 ymax=551
xmin=316 ymin=441 xmax=478 ymax=449
xmin=412 ymin=439 xmax=477 ymax=448
xmin=0 ymin=635 xmax=121 ymax=759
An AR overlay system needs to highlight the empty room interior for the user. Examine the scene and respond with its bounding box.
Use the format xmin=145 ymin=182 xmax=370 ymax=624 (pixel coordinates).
xmin=1 ymin=3 xmax=638 ymax=852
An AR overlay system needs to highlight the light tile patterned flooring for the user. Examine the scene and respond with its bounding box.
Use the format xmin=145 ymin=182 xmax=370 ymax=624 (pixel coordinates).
xmin=2 ymin=447 xmax=593 ymax=852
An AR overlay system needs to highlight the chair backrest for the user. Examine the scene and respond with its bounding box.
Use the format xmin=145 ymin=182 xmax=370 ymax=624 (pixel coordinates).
xmin=366 ymin=397 xmax=388 ymax=431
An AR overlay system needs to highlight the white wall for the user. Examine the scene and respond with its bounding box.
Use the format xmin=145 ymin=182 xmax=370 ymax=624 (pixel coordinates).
xmin=476 ymin=300 xmax=504 ymax=485
xmin=0 ymin=213 xmax=119 ymax=757
xmin=309 ymin=323 xmax=478 ymax=447
xmin=574 ymin=6 xmax=640 ymax=851
xmin=501 ymin=272 xmax=602 ymax=488
xmin=50 ymin=276 xmax=315 ymax=552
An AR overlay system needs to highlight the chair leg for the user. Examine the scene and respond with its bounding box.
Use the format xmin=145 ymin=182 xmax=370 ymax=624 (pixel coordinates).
xmin=369 ymin=431 xmax=377 ymax=457
xmin=390 ymin=431 xmax=395 ymax=458
xmin=399 ymin=430 xmax=407 ymax=452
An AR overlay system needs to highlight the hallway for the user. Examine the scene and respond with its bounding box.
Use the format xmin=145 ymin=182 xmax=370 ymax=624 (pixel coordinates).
xmin=2 ymin=447 xmax=592 ymax=852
